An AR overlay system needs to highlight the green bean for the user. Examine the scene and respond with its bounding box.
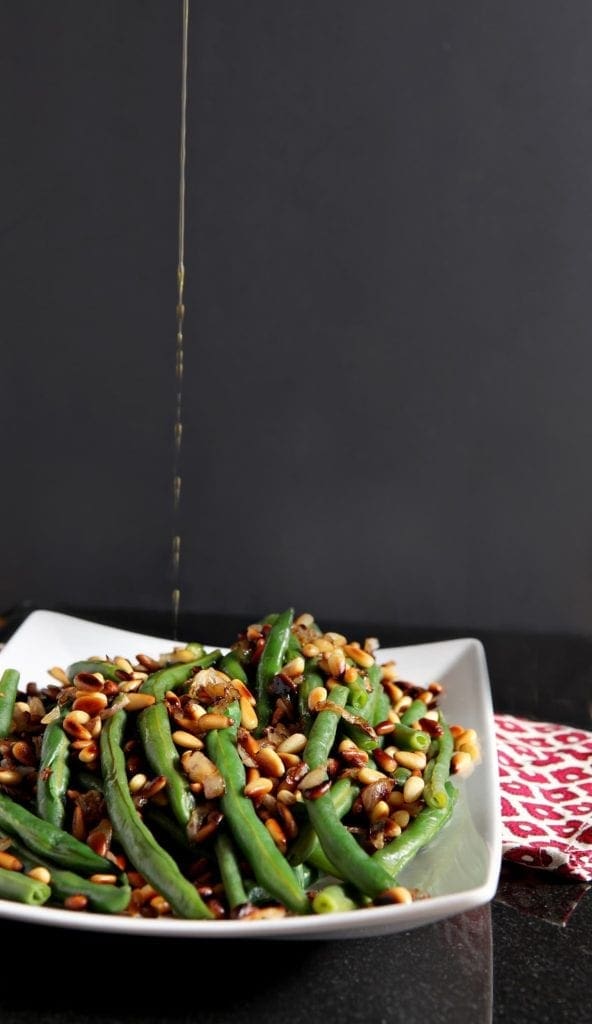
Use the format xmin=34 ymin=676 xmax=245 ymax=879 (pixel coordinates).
xmin=400 ymin=699 xmax=429 ymax=726
xmin=137 ymin=701 xmax=194 ymax=829
xmin=423 ymin=715 xmax=454 ymax=809
xmin=391 ymin=723 xmax=430 ymax=752
xmin=298 ymin=668 xmax=324 ymax=736
xmin=342 ymin=664 xmax=382 ymax=752
xmin=303 ymin=685 xmax=394 ymax=899
xmin=36 ymin=713 xmax=70 ymax=828
xmin=289 ymin=777 xmax=359 ymax=868
xmin=0 ymin=793 xmax=111 ymax=875
xmin=0 ymin=865 xmax=50 ymax=906
xmin=143 ymin=805 xmax=190 ymax=855
xmin=215 ymin=831 xmax=248 ymax=910
xmin=0 ymin=669 xmax=20 ymax=738
xmin=6 ymin=837 xmax=131 ymax=914
xmin=205 ymin=703 xmax=309 ymax=915
xmin=101 ymin=711 xmax=213 ymax=919
xmin=185 ymin=642 xmax=205 ymax=657
xmin=312 ymin=883 xmax=357 ymax=914
xmin=66 ymin=660 xmax=123 ymax=683
xmin=255 ymin=607 xmax=294 ymax=731
xmin=219 ymin=651 xmax=248 ymax=684
xmin=373 ymin=685 xmax=391 ymax=728
xmin=139 ymin=650 xmax=221 ymax=702
xmin=373 ymin=783 xmax=458 ymax=877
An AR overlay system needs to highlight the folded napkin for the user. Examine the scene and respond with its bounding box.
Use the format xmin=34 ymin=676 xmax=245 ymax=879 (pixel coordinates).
xmin=494 ymin=713 xmax=592 ymax=882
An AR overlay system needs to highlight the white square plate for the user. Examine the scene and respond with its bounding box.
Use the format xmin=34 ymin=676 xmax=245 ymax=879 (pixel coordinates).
xmin=0 ymin=609 xmax=501 ymax=939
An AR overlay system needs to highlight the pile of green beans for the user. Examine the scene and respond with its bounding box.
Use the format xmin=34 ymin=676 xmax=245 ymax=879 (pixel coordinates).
xmin=0 ymin=611 xmax=478 ymax=919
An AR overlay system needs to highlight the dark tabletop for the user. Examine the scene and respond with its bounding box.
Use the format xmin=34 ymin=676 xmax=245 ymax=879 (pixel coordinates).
xmin=0 ymin=604 xmax=590 ymax=1024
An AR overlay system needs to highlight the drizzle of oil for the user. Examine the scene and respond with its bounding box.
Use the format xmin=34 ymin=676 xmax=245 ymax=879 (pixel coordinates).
xmin=171 ymin=0 xmax=190 ymax=640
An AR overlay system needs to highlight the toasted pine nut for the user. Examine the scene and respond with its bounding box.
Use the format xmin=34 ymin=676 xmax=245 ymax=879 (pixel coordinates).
xmin=382 ymin=885 xmax=412 ymax=905
xmin=392 ymin=809 xmax=410 ymax=828
xmin=121 ymin=692 xmax=156 ymax=712
xmin=118 ymin=679 xmax=142 ymax=693
xmin=307 ymin=686 xmax=327 ymax=711
xmin=403 ymin=776 xmax=425 ymax=803
xmin=150 ymin=895 xmax=171 ymax=914
xmin=255 ymin=746 xmax=285 ymax=778
xmin=244 ymin=777 xmax=274 ymax=800
xmin=369 ymin=800 xmax=390 ymax=824
xmin=343 ymin=644 xmax=374 ymax=668
xmin=325 ymin=632 xmax=347 ymax=647
xmin=73 ymin=692 xmax=108 ymax=715
xmin=394 ymin=695 xmax=412 ymax=714
xmin=27 ymin=866 xmax=51 ymax=884
xmin=276 ymin=788 xmax=298 ymax=806
xmin=373 ymin=749 xmax=398 ymax=774
xmin=380 ymin=662 xmax=398 ymax=683
xmin=78 ymin=743 xmax=99 ymax=764
xmin=283 ymin=656 xmax=305 ymax=678
xmin=277 ymin=732 xmax=307 ymax=755
xmin=48 ymin=666 xmax=69 ymax=685
xmin=388 ymin=790 xmax=405 ymax=807
xmin=171 ymin=730 xmax=204 ymax=750
xmin=114 ymin=657 xmax=134 ymax=674
xmin=357 ymin=766 xmax=386 ymax=785
xmin=129 ymin=773 xmax=148 ymax=794
xmin=11 ymin=741 xmax=35 ymax=766
xmin=451 ymin=751 xmax=473 ymax=774
xmin=89 ymin=873 xmax=118 ymax=885
xmin=301 ymin=643 xmax=319 ymax=658
xmin=239 ymin=696 xmax=258 ymax=731
xmin=277 ymin=751 xmax=301 ymax=768
xmin=197 ymin=713 xmax=232 ymax=732
xmin=294 ymin=613 xmax=314 ymax=628
xmin=418 ymin=690 xmax=434 ymax=705
xmin=297 ymin=766 xmax=329 ymax=791
xmin=265 ymin=818 xmax=288 ymax=854
xmin=343 ymin=666 xmax=359 ymax=685
xmin=394 ymin=750 xmax=427 ymax=771
xmin=327 ymin=649 xmax=346 ymax=677
xmin=65 ymin=894 xmax=88 ymax=911
xmin=0 ymin=770 xmax=21 ymax=785
xmin=0 ymin=850 xmax=22 ymax=871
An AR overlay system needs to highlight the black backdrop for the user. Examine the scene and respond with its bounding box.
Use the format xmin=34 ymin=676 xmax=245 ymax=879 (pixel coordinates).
xmin=3 ymin=1 xmax=592 ymax=635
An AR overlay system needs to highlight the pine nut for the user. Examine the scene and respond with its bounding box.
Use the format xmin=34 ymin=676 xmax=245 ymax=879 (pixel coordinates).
xmin=27 ymin=866 xmax=51 ymax=884
xmin=301 ymin=643 xmax=320 ymax=658
xmin=297 ymin=766 xmax=329 ymax=791
xmin=114 ymin=657 xmax=134 ymax=674
xmin=129 ymin=773 xmax=148 ymax=793
xmin=121 ymin=692 xmax=156 ymax=712
xmin=265 ymin=818 xmax=288 ymax=854
xmin=343 ymin=666 xmax=359 ymax=685
xmin=255 ymin=747 xmax=285 ymax=778
xmin=244 ymin=777 xmax=274 ymax=800
xmin=327 ymin=649 xmax=346 ymax=677
xmin=197 ymin=713 xmax=233 ymax=731
xmin=277 ymin=732 xmax=307 ymax=755
xmin=343 ymin=644 xmax=374 ymax=668
xmin=171 ymin=730 xmax=203 ymax=750
xmin=294 ymin=612 xmax=314 ymax=628
xmin=383 ymin=886 xmax=413 ymax=905
xmin=388 ymin=790 xmax=405 ymax=807
xmin=65 ymin=895 xmax=89 ymax=911
xmin=0 ymin=770 xmax=21 ymax=785
xmin=394 ymin=695 xmax=412 ymax=714
xmin=48 ymin=666 xmax=69 ymax=685
xmin=11 ymin=741 xmax=35 ymax=766
xmin=283 ymin=656 xmax=305 ymax=678
xmin=325 ymin=632 xmax=347 ymax=647
xmin=89 ymin=873 xmax=118 ymax=885
xmin=239 ymin=696 xmax=258 ymax=731
xmin=392 ymin=809 xmax=410 ymax=828
xmin=451 ymin=751 xmax=473 ymax=774
xmin=277 ymin=751 xmax=301 ymax=768
xmin=78 ymin=742 xmax=99 ymax=764
xmin=394 ymin=750 xmax=426 ymax=771
xmin=357 ymin=766 xmax=386 ymax=785
xmin=0 ymin=851 xmax=22 ymax=871
xmin=403 ymin=776 xmax=425 ymax=803
xmin=369 ymin=800 xmax=390 ymax=823
xmin=307 ymin=686 xmax=327 ymax=711
xmin=150 ymin=895 xmax=171 ymax=914
xmin=73 ymin=692 xmax=108 ymax=715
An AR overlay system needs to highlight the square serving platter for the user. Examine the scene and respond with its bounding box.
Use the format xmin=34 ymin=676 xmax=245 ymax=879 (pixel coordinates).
xmin=0 ymin=610 xmax=502 ymax=939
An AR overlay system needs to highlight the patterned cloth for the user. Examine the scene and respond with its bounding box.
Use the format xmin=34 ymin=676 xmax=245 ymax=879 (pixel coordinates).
xmin=494 ymin=714 xmax=592 ymax=881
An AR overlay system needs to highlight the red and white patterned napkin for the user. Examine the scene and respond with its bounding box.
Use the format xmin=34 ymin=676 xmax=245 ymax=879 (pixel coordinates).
xmin=494 ymin=714 xmax=592 ymax=881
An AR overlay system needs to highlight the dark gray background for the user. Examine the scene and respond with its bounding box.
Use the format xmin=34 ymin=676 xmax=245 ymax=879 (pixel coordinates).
xmin=2 ymin=1 xmax=592 ymax=635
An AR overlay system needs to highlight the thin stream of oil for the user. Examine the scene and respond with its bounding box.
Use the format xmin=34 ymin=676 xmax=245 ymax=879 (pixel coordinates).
xmin=171 ymin=0 xmax=189 ymax=639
